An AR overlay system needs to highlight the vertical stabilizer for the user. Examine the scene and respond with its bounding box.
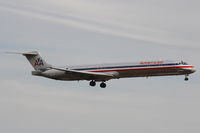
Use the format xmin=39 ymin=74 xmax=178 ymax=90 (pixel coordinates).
xmin=22 ymin=51 xmax=51 ymax=71
xmin=7 ymin=51 xmax=52 ymax=71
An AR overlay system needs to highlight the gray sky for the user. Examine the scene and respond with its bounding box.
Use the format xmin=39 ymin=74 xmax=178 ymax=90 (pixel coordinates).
xmin=0 ymin=0 xmax=200 ymax=133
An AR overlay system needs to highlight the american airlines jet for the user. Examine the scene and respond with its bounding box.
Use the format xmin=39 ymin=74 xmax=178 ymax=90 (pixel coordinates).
xmin=9 ymin=51 xmax=196 ymax=88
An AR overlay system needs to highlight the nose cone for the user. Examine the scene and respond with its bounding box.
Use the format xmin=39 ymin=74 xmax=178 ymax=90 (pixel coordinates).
xmin=184 ymin=65 xmax=196 ymax=74
xmin=189 ymin=66 xmax=196 ymax=73
xmin=191 ymin=67 xmax=196 ymax=73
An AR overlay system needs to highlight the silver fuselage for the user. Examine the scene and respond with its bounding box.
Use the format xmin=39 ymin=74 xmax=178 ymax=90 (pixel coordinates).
xmin=33 ymin=60 xmax=195 ymax=81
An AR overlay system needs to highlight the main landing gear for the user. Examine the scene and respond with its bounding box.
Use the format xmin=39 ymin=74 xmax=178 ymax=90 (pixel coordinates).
xmin=100 ymin=82 xmax=106 ymax=88
xmin=89 ymin=81 xmax=107 ymax=88
xmin=89 ymin=80 xmax=96 ymax=86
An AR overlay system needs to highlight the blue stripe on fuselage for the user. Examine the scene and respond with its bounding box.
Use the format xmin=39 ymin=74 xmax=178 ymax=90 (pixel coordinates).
xmin=73 ymin=63 xmax=180 ymax=71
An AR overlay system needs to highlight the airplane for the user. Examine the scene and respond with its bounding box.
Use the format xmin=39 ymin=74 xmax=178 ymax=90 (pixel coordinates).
xmin=8 ymin=51 xmax=196 ymax=88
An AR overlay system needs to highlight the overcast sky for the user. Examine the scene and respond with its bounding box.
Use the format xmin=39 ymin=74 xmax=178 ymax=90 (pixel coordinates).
xmin=0 ymin=0 xmax=200 ymax=133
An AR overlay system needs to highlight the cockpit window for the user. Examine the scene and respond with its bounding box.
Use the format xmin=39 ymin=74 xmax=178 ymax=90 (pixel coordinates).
xmin=179 ymin=61 xmax=188 ymax=65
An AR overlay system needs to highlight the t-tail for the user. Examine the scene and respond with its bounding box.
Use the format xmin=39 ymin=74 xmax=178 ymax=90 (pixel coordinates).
xmin=7 ymin=51 xmax=52 ymax=71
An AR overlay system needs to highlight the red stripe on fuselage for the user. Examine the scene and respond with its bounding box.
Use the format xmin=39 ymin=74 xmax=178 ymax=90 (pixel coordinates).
xmin=89 ymin=65 xmax=194 ymax=73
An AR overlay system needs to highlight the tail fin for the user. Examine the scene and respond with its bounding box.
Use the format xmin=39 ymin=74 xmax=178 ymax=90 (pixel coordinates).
xmin=7 ymin=51 xmax=51 ymax=71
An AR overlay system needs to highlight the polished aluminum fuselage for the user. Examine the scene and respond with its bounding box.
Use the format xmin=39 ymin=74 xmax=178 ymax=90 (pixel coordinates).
xmin=33 ymin=61 xmax=195 ymax=81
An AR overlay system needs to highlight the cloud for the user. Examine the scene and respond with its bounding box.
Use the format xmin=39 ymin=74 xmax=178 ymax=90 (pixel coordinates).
xmin=0 ymin=1 xmax=199 ymax=49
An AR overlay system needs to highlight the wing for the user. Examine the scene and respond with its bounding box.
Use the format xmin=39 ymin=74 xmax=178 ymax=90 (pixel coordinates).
xmin=50 ymin=67 xmax=115 ymax=81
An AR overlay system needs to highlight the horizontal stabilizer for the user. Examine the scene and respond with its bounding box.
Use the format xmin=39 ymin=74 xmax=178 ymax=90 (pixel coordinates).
xmin=6 ymin=51 xmax=38 ymax=55
xmin=7 ymin=51 xmax=51 ymax=71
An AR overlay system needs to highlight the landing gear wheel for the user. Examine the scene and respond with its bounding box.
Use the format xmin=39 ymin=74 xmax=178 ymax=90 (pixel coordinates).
xmin=100 ymin=82 xmax=106 ymax=88
xmin=184 ymin=77 xmax=189 ymax=81
xmin=89 ymin=81 xmax=96 ymax=86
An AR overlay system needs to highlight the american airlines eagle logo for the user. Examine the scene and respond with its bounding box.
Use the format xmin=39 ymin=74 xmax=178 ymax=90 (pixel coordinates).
xmin=34 ymin=58 xmax=44 ymax=66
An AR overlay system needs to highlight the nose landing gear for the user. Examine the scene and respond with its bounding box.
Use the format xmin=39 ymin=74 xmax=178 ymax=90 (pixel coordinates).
xmin=184 ymin=75 xmax=189 ymax=81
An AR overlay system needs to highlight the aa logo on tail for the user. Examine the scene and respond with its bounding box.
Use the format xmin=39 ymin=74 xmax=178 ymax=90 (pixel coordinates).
xmin=34 ymin=58 xmax=44 ymax=66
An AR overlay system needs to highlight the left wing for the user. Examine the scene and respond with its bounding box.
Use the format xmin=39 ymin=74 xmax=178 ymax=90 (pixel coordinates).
xmin=50 ymin=67 xmax=114 ymax=81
